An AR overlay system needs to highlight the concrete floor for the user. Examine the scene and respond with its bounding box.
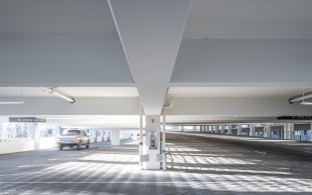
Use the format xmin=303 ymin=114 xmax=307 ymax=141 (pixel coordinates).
xmin=1 ymin=133 xmax=312 ymax=194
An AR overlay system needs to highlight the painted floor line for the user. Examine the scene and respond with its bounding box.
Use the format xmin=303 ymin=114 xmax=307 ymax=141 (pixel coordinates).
xmin=0 ymin=172 xmax=42 ymax=177
xmin=254 ymin=151 xmax=267 ymax=155
xmin=18 ymin=164 xmax=58 ymax=168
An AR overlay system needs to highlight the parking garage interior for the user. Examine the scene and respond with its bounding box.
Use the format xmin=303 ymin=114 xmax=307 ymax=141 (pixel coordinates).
xmin=1 ymin=0 xmax=312 ymax=194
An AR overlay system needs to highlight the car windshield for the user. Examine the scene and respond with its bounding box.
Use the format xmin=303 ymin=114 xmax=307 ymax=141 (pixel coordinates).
xmin=63 ymin=130 xmax=81 ymax=135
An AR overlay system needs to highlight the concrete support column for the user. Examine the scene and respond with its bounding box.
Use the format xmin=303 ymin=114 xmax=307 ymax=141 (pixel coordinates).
xmin=161 ymin=114 xmax=166 ymax=170
xmin=26 ymin=123 xmax=35 ymax=138
xmin=250 ymin=124 xmax=256 ymax=137
xmin=284 ymin=123 xmax=294 ymax=140
xmin=111 ymin=130 xmax=120 ymax=145
xmin=220 ymin=125 xmax=225 ymax=134
xmin=265 ymin=124 xmax=271 ymax=138
xmin=54 ymin=126 xmax=61 ymax=137
xmin=228 ymin=124 xmax=232 ymax=134
xmin=143 ymin=115 xmax=161 ymax=170
xmin=237 ymin=124 xmax=242 ymax=135
xmin=34 ymin=124 xmax=40 ymax=150
xmin=92 ymin=130 xmax=97 ymax=142
xmin=100 ymin=130 xmax=105 ymax=142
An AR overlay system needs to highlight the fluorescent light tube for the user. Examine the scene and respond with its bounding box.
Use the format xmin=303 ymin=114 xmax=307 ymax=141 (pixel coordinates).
xmin=301 ymin=101 xmax=312 ymax=105
xmin=53 ymin=91 xmax=75 ymax=103
xmin=0 ymin=101 xmax=24 ymax=105
xmin=41 ymin=87 xmax=75 ymax=103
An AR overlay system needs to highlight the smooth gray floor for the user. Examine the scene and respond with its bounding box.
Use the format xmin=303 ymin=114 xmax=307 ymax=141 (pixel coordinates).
xmin=1 ymin=134 xmax=312 ymax=194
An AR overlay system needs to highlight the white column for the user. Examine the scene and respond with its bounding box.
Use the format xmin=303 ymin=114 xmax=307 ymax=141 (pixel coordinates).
xmin=220 ymin=125 xmax=225 ymax=134
xmin=92 ymin=130 xmax=97 ymax=143
xmin=34 ymin=124 xmax=40 ymax=150
xmin=26 ymin=123 xmax=35 ymax=138
xmin=143 ymin=115 xmax=161 ymax=170
xmin=54 ymin=126 xmax=61 ymax=137
xmin=139 ymin=105 xmax=144 ymax=168
xmin=162 ymin=114 xmax=166 ymax=170
xmin=250 ymin=124 xmax=256 ymax=137
xmin=162 ymin=114 xmax=166 ymax=153
xmin=228 ymin=124 xmax=232 ymax=134
xmin=111 ymin=130 xmax=120 ymax=145
xmin=284 ymin=123 xmax=294 ymax=140
xmin=139 ymin=105 xmax=143 ymax=143
xmin=265 ymin=124 xmax=271 ymax=138
xmin=237 ymin=124 xmax=242 ymax=135
xmin=100 ymin=130 xmax=105 ymax=142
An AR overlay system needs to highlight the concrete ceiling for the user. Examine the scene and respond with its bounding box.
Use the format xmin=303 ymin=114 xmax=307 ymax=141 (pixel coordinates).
xmin=0 ymin=0 xmax=312 ymax=126
xmin=0 ymin=0 xmax=118 ymax=37
xmin=184 ymin=0 xmax=312 ymax=39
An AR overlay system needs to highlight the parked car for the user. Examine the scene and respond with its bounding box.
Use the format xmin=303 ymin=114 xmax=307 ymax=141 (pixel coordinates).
xmin=58 ymin=129 xmax=90 ymax=150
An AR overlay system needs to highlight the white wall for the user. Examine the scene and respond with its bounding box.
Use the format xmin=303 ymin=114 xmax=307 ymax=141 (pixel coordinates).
xmin=0 ymin=137 xmax=57 ymax=154
xmin=0 ymin=138 xmax=34 ymax=154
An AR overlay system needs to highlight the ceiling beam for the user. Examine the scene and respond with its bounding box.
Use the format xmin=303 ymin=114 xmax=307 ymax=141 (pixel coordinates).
xmin=108 ymin=0 xmax=191 ymax=115
xmin=166 ymin=97 xmax=312 ymax=116
xmin=0 ymin=97 xmax=140 ymax=115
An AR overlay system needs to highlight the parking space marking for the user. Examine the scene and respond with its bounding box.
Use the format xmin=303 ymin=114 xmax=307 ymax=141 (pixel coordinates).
xmin=0 ymin=171 xmax=42 ymax=177
xmin=254 ymin=151 xmax=267 ymax=155
xmin=18 ymin=164 xmax=58 ymax=168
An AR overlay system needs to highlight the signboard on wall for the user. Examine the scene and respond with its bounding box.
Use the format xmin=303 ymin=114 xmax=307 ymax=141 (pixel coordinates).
xmin=9 ymin=117 xmax=46 ymax=123
xmin=278 ymin=116 xmax=312 ymax=120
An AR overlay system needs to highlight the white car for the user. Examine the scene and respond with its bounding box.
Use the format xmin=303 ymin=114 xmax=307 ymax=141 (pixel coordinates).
xmin=58 ymin=129 xmax=90 ymax=150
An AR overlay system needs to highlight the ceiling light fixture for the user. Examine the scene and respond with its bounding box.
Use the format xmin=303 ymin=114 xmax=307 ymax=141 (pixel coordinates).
xmin=300 ymin=89 xmax=312 ymax=105
xmin=0 ymin=88 xmax=24 ymax=105
xmin=289 ymin=89 xmax=312 ymax=105
xmin=41 ymin=87 xmax=75 ymax=103
xmin=0 ymin=101 xmax=24 ymax=105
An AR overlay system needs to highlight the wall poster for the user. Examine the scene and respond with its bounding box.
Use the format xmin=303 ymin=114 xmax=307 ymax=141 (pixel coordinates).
xmin=149 ymin=131 xmax=157 ymax=150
